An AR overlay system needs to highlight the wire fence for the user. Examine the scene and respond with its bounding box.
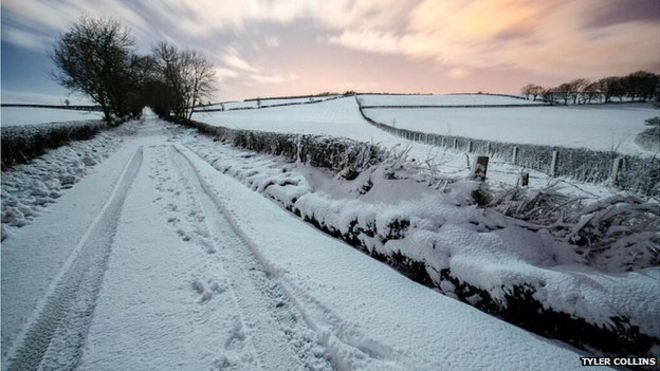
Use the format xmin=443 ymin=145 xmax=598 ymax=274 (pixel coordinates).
xmin=356 ymin=98 xmax=659 ymax=197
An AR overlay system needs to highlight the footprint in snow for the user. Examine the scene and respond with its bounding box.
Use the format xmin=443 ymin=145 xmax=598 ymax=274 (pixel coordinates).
xmin=176 ymin=229 xmax=191 ymax=241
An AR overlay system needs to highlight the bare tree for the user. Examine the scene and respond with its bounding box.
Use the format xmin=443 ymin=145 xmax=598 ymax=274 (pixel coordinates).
xmin=567 ymin=78 xmax=588 ymax=104
xmin=51 ymin=17 xmax=135 ymax=122
xmin=555 ymin=83 xmax=572 ymax=105
xmin=152 ymin=43 xmax=215 ymax=120
xmin=582 ymin=81 xmax=600 ymax=103
xmin=529 ymin=85 xmax=544 ymax=101
xmin=183 ymin=50 xmax=215 ymax=120
xmin=541 ymin=88 xmax=557 ymax=104
xmin=521 ymin=84 xmax=535 ymax=100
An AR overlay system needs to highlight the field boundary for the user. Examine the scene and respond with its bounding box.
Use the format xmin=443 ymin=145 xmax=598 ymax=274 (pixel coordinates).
xmin=1 ymin=117 xmax=131 ymax=170
xmin=195 ymin=95 xmax=350 ymax=113
xmin=359 ymin=103 xmax=548 ymax=109
xmin=1 ymin=104 xmax=101 ymax=111
xmin=356 ymin=98 xmax=659 ymax=196
xmin=169 ymin=117 xmax=383 ymax=176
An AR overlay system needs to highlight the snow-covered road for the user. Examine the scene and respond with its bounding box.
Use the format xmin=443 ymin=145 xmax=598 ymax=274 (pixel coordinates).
xmin=2 ymin=118 xmax=591 ymax=370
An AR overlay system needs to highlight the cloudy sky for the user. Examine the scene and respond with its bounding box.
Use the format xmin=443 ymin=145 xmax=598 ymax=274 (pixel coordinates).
xmin=2 ymin=0 xmax=659 ymax=104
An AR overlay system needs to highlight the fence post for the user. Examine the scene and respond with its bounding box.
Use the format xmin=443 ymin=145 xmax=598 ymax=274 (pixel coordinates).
xmin=467 ymin=141 xmax=473 ymax=153
xmin=550 ymin=151 xmax=559 ymax=177
xmin=487 ymin=143 xmax=492 ymax=155
xmin=610 ymin=157 xmax=623 ymax=186
xmin=453 ymin=138 xmax=458 ymax=150
xmin=512 ymin=146 xmax=518 ymax=164
xmin=519 ymin=172 xmax=529 ymax=187
xmin=472 ymin=156 xmax=489 ymax=181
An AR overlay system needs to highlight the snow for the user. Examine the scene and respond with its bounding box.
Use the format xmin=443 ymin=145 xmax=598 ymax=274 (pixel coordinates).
xmin=1 ymin=128 xmax=143 ymax=364
xmin=193 ymin=96 xmax=379 ymax=139
xmin=363 ymin=103 xmax=658 ymax=155
xmin=1 ymin=107 xmax=104 ymax=126
xmin=201 ymin=95 xmax=338 ymax=111
xmin=2 ymin=117 xmax=601 ymax=370
xmin=176 ymin=142 xmax=588 ymax=370
xmin=1 ymin=122 xmax=136 ymax=240
xmin=358 ymin=93 xmax=540 ymax=106
xmin=191 ymin=96 xmax=620 ymax=198
xmin=174 ymin=126 xmax=660 ymax=344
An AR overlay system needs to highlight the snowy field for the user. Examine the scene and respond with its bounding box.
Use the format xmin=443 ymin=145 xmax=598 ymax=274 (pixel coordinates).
xmin=191 ymin=96 xmax=642 ymax=196
xmin=193 ymin=97 xmax=657 ymax=155
xmin=202 ymin=100 xmax=257 ymax=110
xmin=202 ymin=95 xmax=338 ymax=111
xmin=358 ymin=93 xmax=541 ymax=106
xmin=364 ymin=103 xmax=658 ymax=155
xmin=193 ymin=97 xmax=384 ymax=139
xmin=1 ymin=107 xmax=104 ymax=126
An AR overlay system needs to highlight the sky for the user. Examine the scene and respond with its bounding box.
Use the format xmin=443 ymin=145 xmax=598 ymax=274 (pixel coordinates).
xmin=1 ymin=0 xmax=659 ymax=104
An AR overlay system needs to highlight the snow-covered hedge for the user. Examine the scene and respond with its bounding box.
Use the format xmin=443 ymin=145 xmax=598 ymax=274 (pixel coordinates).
xmin=359 ymin=106 xmax=660 ymax=197
xmin=1 ymin=120 xmax=108 ymax=170
xmin=173 ymin=126 xmax=659 ymax=358
xmin=1 ymin=116 xmax=134 ymax=170
xmin=173 ymin=118 xmax=384 ymax=177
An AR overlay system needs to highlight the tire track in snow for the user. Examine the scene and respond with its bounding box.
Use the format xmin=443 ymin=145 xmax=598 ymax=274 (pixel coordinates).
xmin=173 ymin=145 xmax=406 ymax=371
xmin=4 ymin=147 xmax=143 ymax=371
xmin=171 ymin=146 xmax=332 ymax=371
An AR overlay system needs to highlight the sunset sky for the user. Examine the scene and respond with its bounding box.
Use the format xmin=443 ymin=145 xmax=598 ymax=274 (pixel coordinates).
xmin=2 ymin=0 xmax=659 ymax=104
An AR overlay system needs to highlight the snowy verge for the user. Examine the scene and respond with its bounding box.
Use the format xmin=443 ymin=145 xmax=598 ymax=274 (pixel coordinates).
xmin=170 ymin=124 xmax=660 ymax=358
xmin=1 ymin=121 xmax=138 ymax=240
xmin=168 ymin=117 xmax=383 ymax=177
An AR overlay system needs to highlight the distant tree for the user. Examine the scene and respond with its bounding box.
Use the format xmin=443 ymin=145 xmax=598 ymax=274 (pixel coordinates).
xmin=566 ymin=78 xmax=588 ymax=104
xmin=598 ymin=77 xmax=619 ymax=102
xmin=555 ymin=83 xmax=572 ymax=105
xmin=521 ymin=84 xmax=535 ymax=100
xmin=625 ymin=71 xmax=658 ymax=102
xmin=582 ymin=81 xmax=600 ymax=103
xmin=529 ymin=85 xmax=544 ymax=101
xmin=541 ymin=88 xmax=557 ymax=104
xmin=51 ymin=17 xmax=136 ymax=122
xmin=64 ymin=98 xmax=70 ymax=107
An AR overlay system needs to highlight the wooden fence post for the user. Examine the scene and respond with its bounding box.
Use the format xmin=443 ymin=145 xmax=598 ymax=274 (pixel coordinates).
xmin=487 ymin=143 xmax=492 ymax=155
xmin=467 ymin=141 xmax=473 ymax=153
xmin=453 ymin=139 xmax=458 ymax=149
xmin=550 ymin=151 xmax=559 ymax=177
xmin=610 ymin=157 xmax=623 ymax=186
xmin=512 ymin=146 xmax=518 ymax=164
xmin=472 ymin=156 xmax=489 ymax=181
xmin=519 ymin=172 xmax=529 ymax=187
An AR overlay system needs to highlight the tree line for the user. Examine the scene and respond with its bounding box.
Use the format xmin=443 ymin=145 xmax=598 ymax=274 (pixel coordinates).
xmin=521 ymin=71 xmax=659 ymax=105
xmin=52 ymin=17 xmax=214 ymax=122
